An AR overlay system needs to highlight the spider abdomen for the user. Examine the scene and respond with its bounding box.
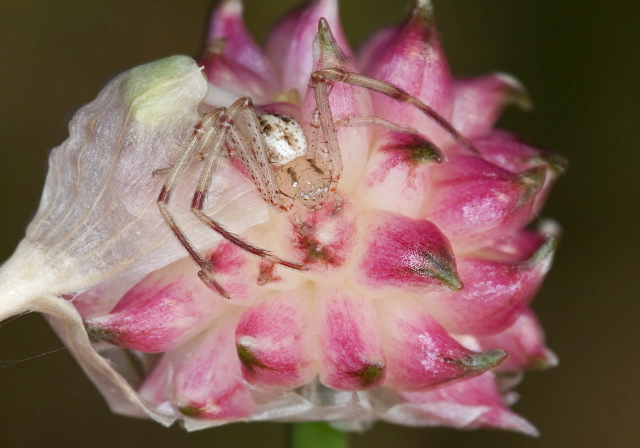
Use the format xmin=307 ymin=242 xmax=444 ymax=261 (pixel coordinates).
xmin=258 ymin=113 xmax=308 ymax=165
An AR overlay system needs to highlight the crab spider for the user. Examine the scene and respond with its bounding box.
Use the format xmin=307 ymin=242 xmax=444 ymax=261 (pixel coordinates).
xmin=157 ymin=32 xmax=476 ymax=299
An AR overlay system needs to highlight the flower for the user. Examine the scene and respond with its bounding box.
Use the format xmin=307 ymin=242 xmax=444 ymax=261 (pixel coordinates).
xmin=0 ymin=0 xmax=563 ymax=436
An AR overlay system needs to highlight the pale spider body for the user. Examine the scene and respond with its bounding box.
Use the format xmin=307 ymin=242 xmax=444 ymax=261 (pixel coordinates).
xmin=156 ymin=19 xmax=477 ymax=299
xmin=258 ymin=113 xmax=332 ymax=211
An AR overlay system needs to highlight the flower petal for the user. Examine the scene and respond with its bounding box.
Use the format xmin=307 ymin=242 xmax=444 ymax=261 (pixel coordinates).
xmin=235 ymin=292 xmax=316 ymax=388
xmin=383 ymin=372 xmax=538 ymax=436
xmin=358 ymin=129 xmax=444 ymax=217
xmin=139 ymin=314 xmax=255 ymax=420
xmin=471 ymin=131 xmax=567 ymax=215
xmin=364 ymin=0 xmax=453 ymax=143
xmin=283 ymin=196 xmax=358 ymax=282
xmin=205 ymin=0 xmax=278 ymax=87
xmin=357 ymin=25 xmax=400 ymax=74
xmin=316 ymin=288 xmax=386 ymax=390
xmin=378 ymin=297 xmax=507 ymax=389
xmin=474 ymin=309 xmax=558 ymax=370
xmin=424 ymin=156 xmax=547 ymax=251
xmin=201 ymin=49 xmax=276 ymax=106
xmin=357 ymin=211 xmax=462 ymax=296
xmin=266 ymin=0 xmax=351 ymax=97
xmin=451 ymin=73 xmax=531 ymax=138
xmin=427 ymin=237 xmax=556 ymax=335
xmin=84 ymin=258 xmax=231 ymax=352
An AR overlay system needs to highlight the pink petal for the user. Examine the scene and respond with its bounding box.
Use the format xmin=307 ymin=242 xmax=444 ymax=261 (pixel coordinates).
xmin=424 ymin=155 xmax=547 ymax=251
xmin=205 ymin=0 xmax=277 ymax=87
xmin=473 ymin=130 xmax=567 ymax=174
xmin=479 ymin=228 xmax=549 ymax=263
xmin=143 ymin=315 xmax=255 ymax=420
xmin=470 ymin=131 xmax=567 ymax=216
xmin=201 ymin=50 xmax=275 ymax=106
xmin=475 ymin=309 xmax=558 ymax=370
xmin=364 ymin=1 xmax=453 ymax=143
xmin=71 ymin=275 xmax=138 ymax=319
xmin=451 ymin=73 xmax=531 ymax=138
xmin=235 ymin=292 xmax=316 ymax=388
xmin=316 ymin=288 xmax=385 ymax=391
xmin=84 ymin=259 xmax=231 ymax=352
xmin=356 ymin=25 xmax=400 ymax=74
xmin=283 ymin=196 xmax=358 ymax=282
xmin=378 ymin=298 xmax=506 ymax=390
xmin=266 ymin=0 xmax=351 ymax=96
xmin=426 ymin=238 xmax=556 ymax=335
xmin=205 ymin=240 xmax=266 ymax=306
xmin=386 ymin=372 xmax=538 ymax=436
xmin=356 ymin=211 xmax=462 ymax=296
xmin=358 ymin=130 xmax=444 ymax=216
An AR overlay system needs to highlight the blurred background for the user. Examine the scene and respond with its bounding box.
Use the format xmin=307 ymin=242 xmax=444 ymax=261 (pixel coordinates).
xmin=0 ymin=0 xmax=638 ymax=447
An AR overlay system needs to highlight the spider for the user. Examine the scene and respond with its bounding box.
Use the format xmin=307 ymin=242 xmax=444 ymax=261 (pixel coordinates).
xmin=156 ymin=22 xmax=476 ymax=299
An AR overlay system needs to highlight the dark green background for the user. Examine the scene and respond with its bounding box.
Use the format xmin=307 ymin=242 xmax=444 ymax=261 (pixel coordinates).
xmin=0 ymin=1 xmax=638 ymax=447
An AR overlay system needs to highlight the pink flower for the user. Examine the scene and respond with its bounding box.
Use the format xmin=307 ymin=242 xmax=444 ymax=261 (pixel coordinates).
xmin=0 ymin=0 xmax=563 ymax=435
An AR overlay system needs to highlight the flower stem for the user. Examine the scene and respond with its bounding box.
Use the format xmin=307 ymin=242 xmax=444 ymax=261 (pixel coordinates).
xmin=289 ymin=422 xmax=348 ymax=448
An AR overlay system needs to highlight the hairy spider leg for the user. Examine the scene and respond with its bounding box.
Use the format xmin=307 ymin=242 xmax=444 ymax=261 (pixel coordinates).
xmin=311 ymin=68 xmax=480 ymax=156
xmin=309 ymin=77 xmax=343 ymax=184
xmin=335 ymin=116 xmax=422 ymax=136
xmin=157 ymin=109 xmax=230 ymax=298
xmin=225 ymin=98 xmax=280 ymax=209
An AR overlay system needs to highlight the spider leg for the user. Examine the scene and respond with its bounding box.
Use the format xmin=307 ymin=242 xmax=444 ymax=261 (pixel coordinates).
xmin=226 ymin=98 xmax=279 ymax=208
xmin=309 ymin=76 xmax=343 ymax=184
xmin=157 ymin=109 xmax=231 ymax=298
xmin=190 ymin=98 xmax=308 ymax=274
xmin=306 ymin=109 xmax=322 ymax=163
xmin=152 ymin=152 xmax=205 ymax=176
xmin=312 ymin=68 xmax=479 ymax=155
xmin=335 ymin=116 xmax=420 ymax=135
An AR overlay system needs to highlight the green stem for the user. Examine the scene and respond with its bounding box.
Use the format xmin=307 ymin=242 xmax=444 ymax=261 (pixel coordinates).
xmin=289 ymin=422 xmax=348 ymax=448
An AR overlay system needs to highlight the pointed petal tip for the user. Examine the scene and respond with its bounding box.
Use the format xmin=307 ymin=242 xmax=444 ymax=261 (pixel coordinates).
xmin=383 ymin=132 xmax=446 ymax=165
xmin=516 ymin=165 xmax=547 ymax=208
xmin=499 ymin=413 xmax=540 ymax=437
xmin=318 ymin=16 xmax=330 ymax=31
xmin=541 ymin=150 xmax=569 ymax=175
xmin=441 ymin=270 xmax=464 ymax=292
xmin=84 ymin=320 xmax=118 ymax=344
xmin=236 ymin=336 xmax=272 ymax=373
xmin=528 ymin=236 xmax=557 ymax=271
xmin=219 ymin=0 xmax=243 ymax=15
xmin=457 ymin=349 xmax=508 ymax=372
xmin=315 ymin=15 xmax=348 ymax=66
xmin=495 ymin=72 xmax=534 ymax=111
xmin=530 ymin=349 xmax=559 ymax=370
xmin=412 ymin=0 xmax=435 ymax=22
xmin=348 ymin=360 xmax=386 ymax=390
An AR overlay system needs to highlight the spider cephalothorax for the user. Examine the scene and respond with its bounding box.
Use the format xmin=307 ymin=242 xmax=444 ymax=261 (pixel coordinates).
xmin=157 ymin=18 xmax=477 ymax=298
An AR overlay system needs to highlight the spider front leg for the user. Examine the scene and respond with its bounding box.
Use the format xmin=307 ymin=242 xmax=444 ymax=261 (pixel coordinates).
xmin=157 ymin=109 xmax=230 ymax=298
xmin=311 ymin=67 xmax=479 ymax=155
